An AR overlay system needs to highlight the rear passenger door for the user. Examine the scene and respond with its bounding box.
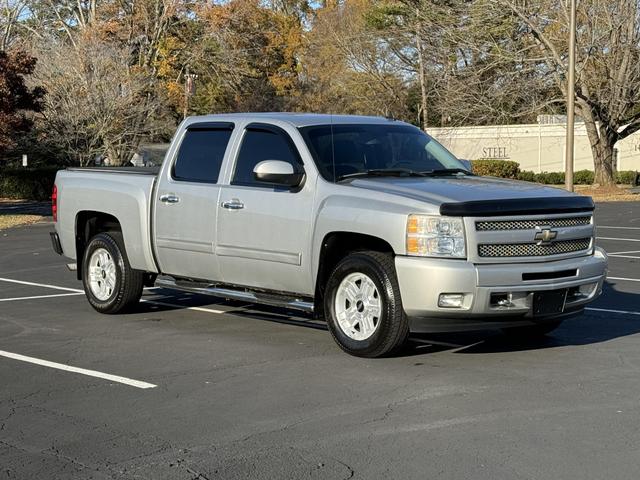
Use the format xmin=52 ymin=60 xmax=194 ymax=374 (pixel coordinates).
xmin=216 ymin=123 xmax=314 ymax=295
xmin=153 ymin=122 xmax=234 ymax=281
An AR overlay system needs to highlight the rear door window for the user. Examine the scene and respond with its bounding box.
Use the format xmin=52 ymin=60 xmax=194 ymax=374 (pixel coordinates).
xmin=172 ymin=124 xmax=234 ymax=183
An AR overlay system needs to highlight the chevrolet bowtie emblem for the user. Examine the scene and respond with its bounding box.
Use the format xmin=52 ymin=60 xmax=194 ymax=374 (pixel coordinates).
xmin=534 ymin=227 xmax=558 ymax=245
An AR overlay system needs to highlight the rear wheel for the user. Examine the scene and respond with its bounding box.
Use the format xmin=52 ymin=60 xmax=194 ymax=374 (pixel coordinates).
xmin=82 ymin=232 xmax=144 ymax=314
xmin=324 ymin=251 xmax=409 ymax=357
xmin=502 ymin=320 xmax=563 ymax=339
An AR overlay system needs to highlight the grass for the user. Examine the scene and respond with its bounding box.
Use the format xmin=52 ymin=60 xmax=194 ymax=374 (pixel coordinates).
xmin=574 ymin=185 xmax=640 ymax=202
xmin=0 ymin=215 xmax=45 ymax=230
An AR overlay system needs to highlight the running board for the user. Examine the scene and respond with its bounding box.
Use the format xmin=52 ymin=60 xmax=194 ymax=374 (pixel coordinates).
xmin=154 ymin=277 xmax=314 ymax=313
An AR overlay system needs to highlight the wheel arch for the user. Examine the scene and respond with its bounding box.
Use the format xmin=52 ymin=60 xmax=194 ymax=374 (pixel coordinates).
xmin=313 ymin=231 xmax=395 ymax=316
xmin=75 ymin=211 xmax=123 ymax=280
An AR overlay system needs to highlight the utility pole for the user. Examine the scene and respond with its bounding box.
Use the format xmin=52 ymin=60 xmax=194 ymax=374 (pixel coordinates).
xmin=183 ymin=67 xmax=197 ymax=120
xmin=564 ymin=0 xmax=577 ymax=192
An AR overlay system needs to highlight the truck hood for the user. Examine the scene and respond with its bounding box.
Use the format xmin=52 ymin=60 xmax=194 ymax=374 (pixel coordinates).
xmin=347 ymin=175 xmax=579 ymax=205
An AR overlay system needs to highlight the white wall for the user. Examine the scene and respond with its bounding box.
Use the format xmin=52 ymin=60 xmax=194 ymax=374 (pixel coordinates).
xmin=428 ymin=122 xmax=640 ymax=172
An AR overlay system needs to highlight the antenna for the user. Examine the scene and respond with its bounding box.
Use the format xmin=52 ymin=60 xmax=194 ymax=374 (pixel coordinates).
xmin=330 ymin=113 xmax=336 ymax=183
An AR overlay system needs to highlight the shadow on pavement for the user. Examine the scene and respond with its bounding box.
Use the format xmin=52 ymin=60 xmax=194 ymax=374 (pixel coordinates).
xmin=127 ymin=281 xmax=639 ymax=357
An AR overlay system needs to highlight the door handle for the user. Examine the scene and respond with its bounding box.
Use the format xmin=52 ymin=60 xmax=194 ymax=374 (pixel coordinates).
xmin=160 ymin=194 xmax=180 ymax=204
xmin=221 ymin=199 xmax=244 ymax=210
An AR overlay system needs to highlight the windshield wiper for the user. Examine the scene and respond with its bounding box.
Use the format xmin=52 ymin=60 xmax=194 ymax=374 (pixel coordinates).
xmin=420 ymin=168 xmax=473 ymax=176
xmin=336 ymin=168 xmax=428 ymax=182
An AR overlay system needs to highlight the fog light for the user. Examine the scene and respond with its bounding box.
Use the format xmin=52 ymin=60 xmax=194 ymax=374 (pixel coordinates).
xmin=438 ymin=293 xmax=465 ymax=308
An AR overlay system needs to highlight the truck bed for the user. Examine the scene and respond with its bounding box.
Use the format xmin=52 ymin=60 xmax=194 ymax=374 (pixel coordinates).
xmin=54 ymin=168 xmax=159 ymax=273
xmin=66 ymin=166 xmax=160 ymax=176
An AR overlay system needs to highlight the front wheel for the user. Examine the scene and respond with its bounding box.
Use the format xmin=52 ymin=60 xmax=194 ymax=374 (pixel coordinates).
xmin=324 ymin=251 xmax=409 ymax=358
xmin=82 ymin=232 xmax=144 ymax=314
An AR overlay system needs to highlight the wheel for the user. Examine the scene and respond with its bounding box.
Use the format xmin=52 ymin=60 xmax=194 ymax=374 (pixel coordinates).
xmin=82 ymin=232 xmax=144 ymax=314
xmin=502 ymin=320 xmax=563 ymax=339
xmin=324 ymin=251 xmax=409 ymax=357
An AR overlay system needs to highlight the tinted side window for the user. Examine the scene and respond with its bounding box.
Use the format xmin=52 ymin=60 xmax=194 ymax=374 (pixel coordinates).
xmin=173 ymin=127 xmax=233 ymax=183
xmin=233 ymin=128 xmax=301 ymax=186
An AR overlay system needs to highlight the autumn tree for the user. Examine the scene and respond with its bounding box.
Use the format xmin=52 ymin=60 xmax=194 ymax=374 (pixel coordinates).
xmin=301 ymin=0 xmax=411 ymax=120
xmin=0 ymin=49 xmax=43 ymax=156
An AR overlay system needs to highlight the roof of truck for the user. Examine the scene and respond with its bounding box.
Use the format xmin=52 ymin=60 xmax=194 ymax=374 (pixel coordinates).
xmin=185 ymin=112 xmax=411 ymax=128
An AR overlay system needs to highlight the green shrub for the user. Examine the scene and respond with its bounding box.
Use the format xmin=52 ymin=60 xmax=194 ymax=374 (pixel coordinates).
xmin=534 ymin=171 xmax=565 ymax=184
xmin=616 ymin=170 xmax=638 ymax=185
xmin=470 ymin=160 xmax=520 ymax=179
xmin=573 ymin=170 xmax=595 ymax=185
xmin=517 ymin=170 xmax=537 ymax=182
xmin=0 ymin=167 xmax=59 ymax=201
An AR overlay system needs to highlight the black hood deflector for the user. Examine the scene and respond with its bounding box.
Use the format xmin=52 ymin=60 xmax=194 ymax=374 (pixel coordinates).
xmin=440 ymin=196 xmax=595 ymax=217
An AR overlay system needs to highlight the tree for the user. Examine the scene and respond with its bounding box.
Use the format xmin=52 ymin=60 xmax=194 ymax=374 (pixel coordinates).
xmin=300 ymin=0 xmax=411 ymax=119
xmin=488 ymin=0 xmax=640 ymax=185
xmin=35 ymin=35 xmax=162 ymax=165
xmin=0 ymin=49 xmax=44 ymax=156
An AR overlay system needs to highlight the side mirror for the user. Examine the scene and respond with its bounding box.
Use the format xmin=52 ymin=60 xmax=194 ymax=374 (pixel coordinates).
xmin=459 ymin=159 xmax=472 ymax=172
xmin=253 ymin=160 xmax=305 ymax=187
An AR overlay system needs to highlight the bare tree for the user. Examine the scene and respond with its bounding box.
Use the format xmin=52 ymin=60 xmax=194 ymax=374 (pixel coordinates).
xmin=1 ymin=0 xmax=27 ymax=49
xmin=488 ymin=0 xmax=640 ymax=185
xmin=35 ymin=35 xmax=162 ymax=166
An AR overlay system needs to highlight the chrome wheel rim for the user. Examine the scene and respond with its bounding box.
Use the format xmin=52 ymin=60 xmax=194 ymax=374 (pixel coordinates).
xmin=88 ymin=248 xmax=116 ymax=301
xmin=334 ymin=272 xmax=382 ymax=341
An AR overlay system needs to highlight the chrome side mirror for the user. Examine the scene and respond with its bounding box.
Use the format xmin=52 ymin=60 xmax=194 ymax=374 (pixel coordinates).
xmin=253 ymin=160 xmax=305 ymax=187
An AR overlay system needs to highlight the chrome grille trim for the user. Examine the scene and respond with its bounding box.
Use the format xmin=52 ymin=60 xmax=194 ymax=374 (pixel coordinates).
xmin=478 ymin=238 xmax=592 ymax=258
xmin=475 ymin=216 xmax=591 ymax=231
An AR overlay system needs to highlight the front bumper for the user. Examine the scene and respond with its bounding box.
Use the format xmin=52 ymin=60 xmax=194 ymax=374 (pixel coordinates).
xmin=395 ymin=248 xmax=608 ymax=333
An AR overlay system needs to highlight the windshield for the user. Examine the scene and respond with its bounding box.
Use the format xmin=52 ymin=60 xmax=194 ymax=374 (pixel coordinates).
xmin=298 ymin=123 xmax=467 ymax=182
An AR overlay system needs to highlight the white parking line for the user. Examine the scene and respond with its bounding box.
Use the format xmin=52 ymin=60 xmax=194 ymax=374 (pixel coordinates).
xmin=139 ymin=298 xmax=225 ymax=314
xmin=598 ymin=226 xmax=640 ymax=230
xmin=596 ymin=237 xmax=640 ymax=242
xmin=0 ymin=277 xmax=226 ymax=314
xmin=607 ymin=276 xmax=640 ymax=283
xmin=0 ymin=277 xmax=83 ymax=293
xmin=0 ymin=292 xmax=84 ymax=302
xmin=607 ymin=250 xmax=640 ymax=255
xmin=608 ymin=255 xmax=640 ymax=259
xmin=586 ymin=307 xmax=640 ymax=317
xmin=0 ymin=350 xmax=157 ymax=389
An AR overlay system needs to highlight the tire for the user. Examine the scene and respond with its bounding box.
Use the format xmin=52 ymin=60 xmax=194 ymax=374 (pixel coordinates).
xmin=324 ymin=251 xmax=409 ymax=358
xmin=82 ymin=232 xmax=144 ymax=314
xmin=502 ymin=319 xmax=563 ymax=339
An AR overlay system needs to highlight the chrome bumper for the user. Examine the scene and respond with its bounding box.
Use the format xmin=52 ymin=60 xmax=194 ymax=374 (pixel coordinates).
xmin=395 ymin=248 xmax=608 ymax=332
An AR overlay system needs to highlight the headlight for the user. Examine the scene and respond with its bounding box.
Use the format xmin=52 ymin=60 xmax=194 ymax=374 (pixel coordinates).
xmin=406 ymin=214 xmax=466 ymax=258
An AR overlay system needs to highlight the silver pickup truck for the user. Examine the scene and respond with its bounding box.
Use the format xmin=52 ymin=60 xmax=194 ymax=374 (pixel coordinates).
xmin=51 ymin=113 xmax=608 ymax=357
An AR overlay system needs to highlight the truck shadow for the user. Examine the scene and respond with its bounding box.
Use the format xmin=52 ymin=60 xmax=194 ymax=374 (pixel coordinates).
xmin=133 ymin=282 xmax=639 ymax=357
xmin=415 ymin=281 xmax=640 ymax=355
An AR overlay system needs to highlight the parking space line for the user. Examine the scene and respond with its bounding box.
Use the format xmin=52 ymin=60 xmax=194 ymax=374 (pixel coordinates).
xmin=0 ymin=276 xmax=226 ymax=314
xmin=0 ymin=350 xmax=157 ymax=389
xmin=598 ymin=226 xmax=640 ymax=230
xmin=0 ymin=277 xmax=83 ymax=293
xmin=139 ymin=298 xmax=225 ymax=314
xmin=586 ymin=307 xmax=640 ymax=317
xmin=596 ymin=237 xmax=640 ymax=242
xmin=0 ymin=292 xmax=84 ymax=302
xmin=607 ymin=250 xmax=640 ymax=255
xmin=608 ymin=255 xmax=640 ymax=259
xmin=607 ymin=276 xmax=640 ymax=283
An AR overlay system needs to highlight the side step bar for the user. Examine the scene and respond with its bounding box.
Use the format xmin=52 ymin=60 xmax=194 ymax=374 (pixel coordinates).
xmin=154 ymin=277 xmax=314 ymax=313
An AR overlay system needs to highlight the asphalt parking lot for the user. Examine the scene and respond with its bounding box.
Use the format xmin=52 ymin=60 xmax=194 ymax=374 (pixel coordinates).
xmin=1 ymin=202 xmax=639 ymax=480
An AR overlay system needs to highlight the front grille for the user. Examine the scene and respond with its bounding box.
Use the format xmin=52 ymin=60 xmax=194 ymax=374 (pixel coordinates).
xmin=476 ymin=216 xmax=591 ymax=231
xmin=478 ymin=238 xmax=591 ymax=257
